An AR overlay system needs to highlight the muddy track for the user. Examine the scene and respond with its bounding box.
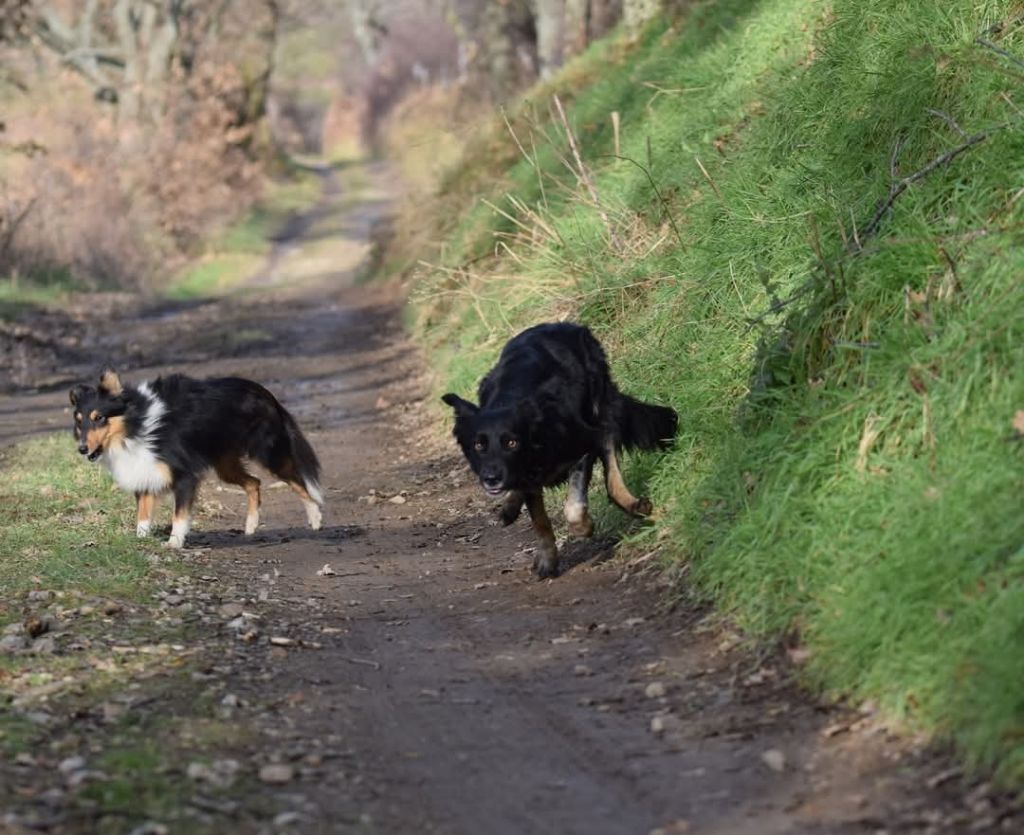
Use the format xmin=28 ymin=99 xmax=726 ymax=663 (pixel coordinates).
xmin=0 ymin=164 xmax=1018 ymax=835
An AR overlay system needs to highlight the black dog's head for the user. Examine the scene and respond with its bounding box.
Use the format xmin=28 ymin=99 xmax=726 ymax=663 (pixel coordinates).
xmin=69 ymin=367 xmax=127 ymax=462
xmin=442 ymin=393 xmax=536 ymax=496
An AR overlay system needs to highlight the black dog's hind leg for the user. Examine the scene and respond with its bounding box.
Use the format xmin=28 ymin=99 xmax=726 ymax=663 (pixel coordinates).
xmin=601 ymin=440 xmax=653 ymax=517
xmin=564 ymin=455 xmax=595 ymax=538
xmin=525 ymin=491 xmax=559 ymax=579
xmin=167 ymin=475 xmax=198 ymax=549
xmin=499 ymin=491 xmax=525 ymax=526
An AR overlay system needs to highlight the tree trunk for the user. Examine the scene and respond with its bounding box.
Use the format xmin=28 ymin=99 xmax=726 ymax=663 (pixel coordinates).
xmin=622 ymin=0 xmax=660 ymax=30
xmin=533 ymin=0 xmax=564 ymax=78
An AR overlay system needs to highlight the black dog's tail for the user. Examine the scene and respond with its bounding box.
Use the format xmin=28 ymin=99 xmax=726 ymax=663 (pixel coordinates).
xmin=616 ymin=393 xmax=678 ymax=451
xmin=281 ymin=407 xmax=323 ymax=505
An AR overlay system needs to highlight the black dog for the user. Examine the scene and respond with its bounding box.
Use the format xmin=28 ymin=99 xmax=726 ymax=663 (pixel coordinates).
xmin=443 ymin=322 xmax=677 ymax=578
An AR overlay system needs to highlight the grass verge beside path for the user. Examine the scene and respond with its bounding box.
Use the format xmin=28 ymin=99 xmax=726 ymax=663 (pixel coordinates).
xmin=166 ymin=160 xmax=324 ymax=299
xmin=389 ymin=0 xmax=1024 ymax=781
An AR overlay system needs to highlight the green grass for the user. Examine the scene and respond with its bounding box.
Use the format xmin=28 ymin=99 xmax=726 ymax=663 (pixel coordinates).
xmin=0 ymin=267 xmax=78 ymax=320
xmin=166 ymin=164 xmax=323 ymax=299
xmin=0 ymin=434 xmax=149 ymax=619
xmin=395 ymin=0 xmax=1024 ymax=781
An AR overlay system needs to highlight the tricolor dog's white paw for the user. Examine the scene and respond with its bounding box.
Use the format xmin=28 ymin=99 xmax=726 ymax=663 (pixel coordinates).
xmin=244 ymin=513 xmax=260 ymax=535
xmin=165 ymin=535 xmax=185 ymax=549
xmin=136 ymin=521 xmax=152 ymax=538
xmin=304 ymin=500 xmax=322 ymax=531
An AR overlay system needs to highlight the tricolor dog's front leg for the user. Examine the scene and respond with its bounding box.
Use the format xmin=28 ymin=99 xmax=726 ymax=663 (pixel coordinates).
xmin=135 ymin=492 xmax=156 ymax=538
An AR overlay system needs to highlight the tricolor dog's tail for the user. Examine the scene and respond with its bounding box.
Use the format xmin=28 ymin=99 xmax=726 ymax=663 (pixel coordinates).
xmin=282 ymin=409 xmax=323 ymax=506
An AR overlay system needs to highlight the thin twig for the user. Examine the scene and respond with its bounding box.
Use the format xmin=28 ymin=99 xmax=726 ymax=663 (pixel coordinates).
xmin=552 ymin=93 xmax=621 ymax=250
xmin=694 ymin=155 xmax=724 ymax=200
xmin=599 ymin=153 xmax=684 ymax=250
xmin=343 ymin=656 xmax=381 ymax=670
xmin=927 ymin=109 xmax=967 ymax=139
xmin=975 ymin=36 xmax=1024 ymax=70
xmin=859 ymin=125 xmax=1006 ymax=243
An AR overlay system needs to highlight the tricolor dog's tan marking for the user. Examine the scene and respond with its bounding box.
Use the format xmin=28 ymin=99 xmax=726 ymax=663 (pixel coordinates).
xmin=135 ymin=492 xmax=156 ymax=537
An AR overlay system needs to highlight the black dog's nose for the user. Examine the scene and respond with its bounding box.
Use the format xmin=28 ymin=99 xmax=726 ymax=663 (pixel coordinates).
xmin=482 ymin=474 xmax=503 ymax=488
xmin=78 ymin=445 xmax=88 ymax=455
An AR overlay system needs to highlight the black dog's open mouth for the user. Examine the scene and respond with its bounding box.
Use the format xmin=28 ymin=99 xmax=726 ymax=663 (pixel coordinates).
xmin=484 ymin=485 xmax=506 ymax=497
xmin=87 ymin=449 xmax=103 ymax=462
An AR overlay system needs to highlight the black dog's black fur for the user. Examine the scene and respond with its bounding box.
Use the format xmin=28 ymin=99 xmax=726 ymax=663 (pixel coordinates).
xmin=443 ymin=322 xmax=677 ymax=578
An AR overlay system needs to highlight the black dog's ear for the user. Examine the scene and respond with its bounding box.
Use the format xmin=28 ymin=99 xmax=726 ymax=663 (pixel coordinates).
xmin=69 ymin=385 xmax=94 ymax=407
xmin=97 ymin=366 xmax=123 ymax=397
xmin=441 ymin=393 xmax=479 ymax=417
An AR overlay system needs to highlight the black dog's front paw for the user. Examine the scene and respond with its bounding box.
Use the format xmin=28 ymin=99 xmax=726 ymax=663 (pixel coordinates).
xmin=533 ymin=550 xmax=560 ymax=579
xmin=499 ymin=493 xmax=524 ymax=526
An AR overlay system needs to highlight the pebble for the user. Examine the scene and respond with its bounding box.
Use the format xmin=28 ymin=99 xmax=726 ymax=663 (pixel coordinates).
xmin=645 ymin=682 xmax=667 ymax=699
xmin=0 ymin=634 xmax=28 ymax=654
xmin=258 ymin=763 xmax=295 ymax=784
xmin=58 ymin=756 xmax=86 ymax=775
xmin=761 ymin=748 xmax=787 ymax=772
xmin=219 ymin=602 xmax=245 ymax=619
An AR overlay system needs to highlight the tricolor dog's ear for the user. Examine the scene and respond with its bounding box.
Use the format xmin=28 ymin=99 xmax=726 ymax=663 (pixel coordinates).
xmin=97 ymin=366 xmax=123 ymax=397
xmin=441 ymin=393 xmax=478 ymax=418
xmin=69 ymin=384 xmax=94 ymax=407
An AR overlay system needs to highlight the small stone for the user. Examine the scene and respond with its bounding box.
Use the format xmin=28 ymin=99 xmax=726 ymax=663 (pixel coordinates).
xmin=219 ymin=602 xmax=244 ymax=619
xmin=573 ymin=664 xmax=592 ymax=677
xmin=761 ymin=749 xmax=787 ymax=772
xmin=645 ymin=682 xmax=667 ymax=699
xmin=128 ymin=823 xmax=168 ymax=835
xmin=163 ymin=594 xmax=184 ymax=607
xmin=102 ymin=601 xmax=122 ymax=616
xmin=58 ymin=756 xmax=86 ymax=775
xmin=274 ymin=811 xmax=302 ymax=827
xmin=30 ymin=636 xmax=57 ymax=655
xmin=316 ymin=564 xmax=336 ymax=577
xmin=0 ymin=634 xmax=28 ymax=654
xmin=650 ymin=714 xmax=683 ymax=735
xmin=389 ymin=494 xmax=407 ymax=504
xmin=221 ymin=693 xmax=241 ymax=708
xmin=27 ymin=590 xmax=55 ymax=602
xmin=269 ymin=636 xmax=295 ymax=647
xmin=258 ymin=763 xmax=294 ymax=784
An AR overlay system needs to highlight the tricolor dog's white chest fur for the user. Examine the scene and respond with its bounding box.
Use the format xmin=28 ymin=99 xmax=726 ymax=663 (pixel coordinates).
xmin=104 ymin=438 xmax=172 ymax=493
xmin=102 ymin=382 xmax=171 ymax=495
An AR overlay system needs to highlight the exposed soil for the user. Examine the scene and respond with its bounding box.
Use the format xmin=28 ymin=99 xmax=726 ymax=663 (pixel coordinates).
xmin=0 ymin=163 xmax=1019 ymax=834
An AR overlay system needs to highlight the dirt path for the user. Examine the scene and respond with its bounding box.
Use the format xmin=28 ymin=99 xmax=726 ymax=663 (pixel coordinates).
xmin=0 ymin=163 xmax=1018 ymax=835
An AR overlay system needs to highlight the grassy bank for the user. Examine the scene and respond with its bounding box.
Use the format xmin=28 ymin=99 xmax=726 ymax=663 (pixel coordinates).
xmin=390 ymin=0 xmax=1024 ymax=780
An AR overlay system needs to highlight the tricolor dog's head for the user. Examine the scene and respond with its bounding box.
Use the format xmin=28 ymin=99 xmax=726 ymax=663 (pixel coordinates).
xmin=442 ymin=393 xmax=538 ymax=496
xmin=69 ymin=367 xmax=127 ymax=462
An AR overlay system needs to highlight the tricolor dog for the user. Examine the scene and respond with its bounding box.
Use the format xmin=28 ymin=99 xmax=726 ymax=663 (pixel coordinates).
xmin=70 ymin=367 xmax=323 ymax=548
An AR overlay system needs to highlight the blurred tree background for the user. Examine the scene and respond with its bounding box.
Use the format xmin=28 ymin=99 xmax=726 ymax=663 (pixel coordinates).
xmin=0 ymin=0 xmax=657 ymax=294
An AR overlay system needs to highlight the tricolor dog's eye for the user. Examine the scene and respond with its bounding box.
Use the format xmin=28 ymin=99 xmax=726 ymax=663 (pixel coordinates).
xmin=95 ymin=415 xmax=107 ymax=425
xmin=504 ymin=438 xmax=518 ymax=450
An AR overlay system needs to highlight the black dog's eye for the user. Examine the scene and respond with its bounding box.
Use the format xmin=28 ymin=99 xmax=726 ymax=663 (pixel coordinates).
xmin=504 ymin=438 xmax=518 ymax=450
xmin=473 ymin=439 xmax=487 ymax=452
